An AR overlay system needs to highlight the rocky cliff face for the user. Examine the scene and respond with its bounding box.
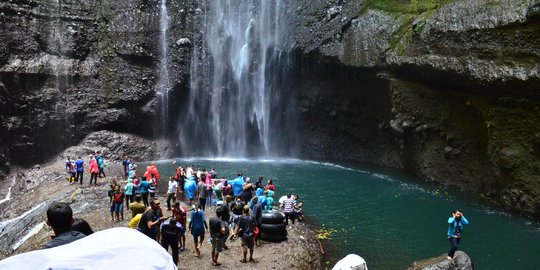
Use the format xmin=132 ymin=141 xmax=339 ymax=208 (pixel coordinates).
xmin=1 ymin=0 xmax=539 ymax=218
xmin=290 ymin=0 xmax=540 ymax=218
xmin=0 ymin=0 xmax=195 ymax=173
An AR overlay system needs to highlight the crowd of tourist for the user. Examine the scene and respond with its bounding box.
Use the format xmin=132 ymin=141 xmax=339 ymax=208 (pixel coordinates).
xmin=56 ymin=155 xmax=305 ymax=268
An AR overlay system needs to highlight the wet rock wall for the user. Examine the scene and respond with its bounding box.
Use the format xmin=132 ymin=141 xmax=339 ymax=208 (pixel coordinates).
xmin=290 ymin=0 xmax=540 ymax=217
xmin=0 ymin=0 xmax=195 ymax=170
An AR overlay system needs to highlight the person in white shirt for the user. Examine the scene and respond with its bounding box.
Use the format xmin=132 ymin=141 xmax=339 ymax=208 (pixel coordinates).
xmin=166 ymin=176 xmax=178 ymax=210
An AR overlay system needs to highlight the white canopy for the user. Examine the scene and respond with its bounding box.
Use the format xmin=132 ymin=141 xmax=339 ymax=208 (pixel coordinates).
xmin=0 ymin=227 xmax=176 ymax=270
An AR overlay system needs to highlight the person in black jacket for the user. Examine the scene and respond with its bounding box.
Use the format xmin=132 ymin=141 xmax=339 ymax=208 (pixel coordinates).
xmin=42 ymin=202 xmax=86 ymax=249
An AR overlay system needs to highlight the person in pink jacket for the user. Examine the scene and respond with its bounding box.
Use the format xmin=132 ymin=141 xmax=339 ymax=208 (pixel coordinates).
xmin=205 ymin=173 xmax=214 ymax=208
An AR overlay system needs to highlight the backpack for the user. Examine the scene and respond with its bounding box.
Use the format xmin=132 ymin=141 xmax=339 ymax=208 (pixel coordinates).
xmin=97 ymin=157 xmax=105 ymax=169
xmin=113 ymin=192 xmax=123 ymax=203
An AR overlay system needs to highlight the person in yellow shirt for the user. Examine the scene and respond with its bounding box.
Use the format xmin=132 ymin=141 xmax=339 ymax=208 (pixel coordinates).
xmin=129 ymin=194 xmax=146 ymax=218
xmin=128 ymin=214 xmax=142 ymax=229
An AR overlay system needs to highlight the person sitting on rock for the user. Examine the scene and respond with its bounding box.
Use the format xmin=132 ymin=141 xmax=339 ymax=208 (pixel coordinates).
xmin=42 ymin=202 xmax=86 ymax=249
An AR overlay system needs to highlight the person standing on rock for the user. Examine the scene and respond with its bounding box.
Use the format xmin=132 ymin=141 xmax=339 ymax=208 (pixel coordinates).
xmin=75 ymin=156 xmax=85 ymax=185
xmin=282 ymin=193 xmax=296 ymax=225
xmin=166 ymin=176 xmax=178 ymax=211
xmin=251 ymin=196 xmax=263 ymax=246
xmin=188 ymin=204 xmax=208 ymax=257
xmin=220 ymin=196 xmax=232 ymax=249
xmin=124 ymin=178 xmax=134 ymax=209
xmin=229 ymin=196 xmax=245 ymax=236
xmin=197 ymin=175 xmax=208 ymax=211
xmin=65 ymin=157 xmax=76 ymax=183
xmin=209 ymin=207 xmax=226 ymax=266
xmin=149 ymin=174 xmax=157 ymax=200
xmin=173 ymin=202 xmax=187 ymax=251
xmin=184 ymin=175 xmax=197 ymax=206
xmin=160 ymin=217 xmax=183 ymax=267
xmin=122 ymin=156 xmax=131 ymax=179
xmin=95 ymin=150 xmax=106 ymax=178
xmin=138 ymin=199 xmax=167 ymax=241
xmin=447 ymin=209 xmax=469 ymax=260
xmin=88 ymin=155 xmax=99 ymax=185
xmin=139 ymin=176 xmax=151 ymax=207
xmin=129 ymin=194 xmax=146 ymax=218
xmin=112 ymin=185 xmax=125 ymax=222
xmin=205 ymin=173 xmax=214 ymax=210
xmin=235 ymin=205 xmax=256 ymax=263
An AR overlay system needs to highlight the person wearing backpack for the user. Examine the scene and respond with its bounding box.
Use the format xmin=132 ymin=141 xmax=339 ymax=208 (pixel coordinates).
xmin=235 ymin=205 xmax=256 ymax=263
xmin=95 ymin=151 xmax=106 ymax=178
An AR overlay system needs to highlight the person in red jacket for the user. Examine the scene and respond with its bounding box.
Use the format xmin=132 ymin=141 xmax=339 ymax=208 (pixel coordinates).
xmin=88 ymin=155 xmax=99 ymax=185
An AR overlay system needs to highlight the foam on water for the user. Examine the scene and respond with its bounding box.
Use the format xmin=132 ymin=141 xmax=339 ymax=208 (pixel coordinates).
xmin=371 ymin=173 xmax=395 ymax=182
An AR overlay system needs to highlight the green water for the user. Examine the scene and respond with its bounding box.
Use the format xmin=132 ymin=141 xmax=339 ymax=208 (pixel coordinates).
xmin=146 ymin=158 xmax=540 ymax=269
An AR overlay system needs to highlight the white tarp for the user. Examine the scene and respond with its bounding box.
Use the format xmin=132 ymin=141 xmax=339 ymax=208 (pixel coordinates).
xmin=332 ymin=254 xmax=368 ymax=270
xmin=0 ymin=227 xmax=176 ymax=270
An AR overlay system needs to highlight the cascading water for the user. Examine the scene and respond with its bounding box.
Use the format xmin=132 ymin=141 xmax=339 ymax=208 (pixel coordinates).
xmin=179 ymin=0 xmax=296 ymax=157
xmin=157 ymin=0 xmax=171 ymax=136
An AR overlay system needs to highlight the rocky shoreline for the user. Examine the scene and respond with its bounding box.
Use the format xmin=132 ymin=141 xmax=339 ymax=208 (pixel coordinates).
xmin=0 ymin=130 xmax=482 ymax=270
xmin=0 ymin=131 xmax=324 ymax=269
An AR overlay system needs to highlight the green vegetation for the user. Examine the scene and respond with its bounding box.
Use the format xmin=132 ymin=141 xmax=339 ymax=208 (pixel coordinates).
xmin=361 ymin=0 xmax=456 ymax=53
xmin=315 ymin=226 xmax=337 ymax=240
xmin=361 ymin=0 xmax=456 ymax=14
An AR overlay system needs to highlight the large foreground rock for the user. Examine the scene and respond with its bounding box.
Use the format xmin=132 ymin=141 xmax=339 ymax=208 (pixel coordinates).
xmin=408 ymin=251 xmax=474 ymax=270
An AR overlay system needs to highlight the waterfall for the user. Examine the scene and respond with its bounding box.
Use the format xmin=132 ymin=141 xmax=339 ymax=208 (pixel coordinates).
xmin=179 ymin=0 xmax=295 ymax=157
xmin=157 ymin=0 xmax=171 ymax=136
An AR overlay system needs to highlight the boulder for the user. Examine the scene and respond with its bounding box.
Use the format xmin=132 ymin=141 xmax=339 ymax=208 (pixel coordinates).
xmin=408 ymin=251 xmax=473 ymax=270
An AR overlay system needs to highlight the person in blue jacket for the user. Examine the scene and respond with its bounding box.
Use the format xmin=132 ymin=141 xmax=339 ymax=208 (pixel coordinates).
xmin=184 ymin=176 xmax=197 ymax=205
xmin=447 ymin=209 xmax=469 ymax=260
xmin=232 ymin=173 xmax=245 ymax=198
